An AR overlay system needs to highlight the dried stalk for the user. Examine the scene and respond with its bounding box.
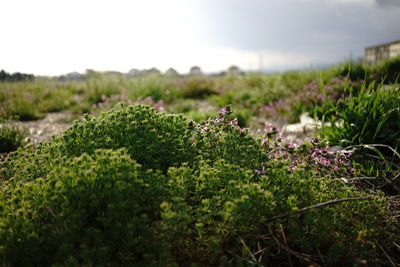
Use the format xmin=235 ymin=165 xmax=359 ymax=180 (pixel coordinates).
xmin=375 ymin=239 xmax=396 ymax=267
xmin=268 ymin=196 xmax=371 ymax=222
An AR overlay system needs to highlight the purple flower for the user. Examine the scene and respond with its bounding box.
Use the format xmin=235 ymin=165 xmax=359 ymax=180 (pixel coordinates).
xmin=255 ymin=166 xmax=266 ymax=175
xmin=220 ymin=106 xmax=227 ymax=116
xmin=101 ymin=94 xmax=108 ymax=102
xmin=261 ymin=138 xmax=268 ymax=144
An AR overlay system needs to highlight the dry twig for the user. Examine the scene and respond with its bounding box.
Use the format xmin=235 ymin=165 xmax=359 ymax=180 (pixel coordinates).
xmin=268 ymin=196 xmax=371 ymax=222
xmin=375 ymin=239 xmax=397 ymax=267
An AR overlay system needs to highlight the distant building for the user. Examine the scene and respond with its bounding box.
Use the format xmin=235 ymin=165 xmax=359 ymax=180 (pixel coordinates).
xmin=227 ymin=65 xmax=242 ymax=75
xmin=60 ymin=72 xmax=85 ymax=81
xmin=145 ymin=68 xmax=161 ymax=76
xmin=189 ymin=66 xmax=202 ymax=76
xmin=165 ymin=68 xmax=179 ymax=78
xmin=365 ymin=40 xmax=400 ymax=64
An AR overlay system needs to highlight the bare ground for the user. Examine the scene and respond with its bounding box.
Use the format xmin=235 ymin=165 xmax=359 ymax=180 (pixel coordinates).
xmin=13 ymin=112 xmax=74 ymax=145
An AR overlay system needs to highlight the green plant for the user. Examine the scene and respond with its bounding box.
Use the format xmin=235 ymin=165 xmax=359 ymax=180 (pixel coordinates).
xmin=0 ymin=81 xmax=76 ymax=121
xmin=57 ymin=104 xmax=196 ymax=172
xmin=334 ymin=60 xmax=368 ymax=82
xmin=83 ymin=79 xmax=122 ymax=105
xmin=318 ymin=82 xmax=400 ymax=150
xmin=0 ymin=123 xmax=28 ymax=153
xmin=371 ymin=56 xmax=400 ymax=84
xmin=0 ymin=104 xmax=397 ymax=266
xmin=0 ymin=149 xmax=169 ymax=265
xmin=192 ymin=105 xmax=266 ymax=170
xmin=171 ymin=77 xmax=218 ymax=99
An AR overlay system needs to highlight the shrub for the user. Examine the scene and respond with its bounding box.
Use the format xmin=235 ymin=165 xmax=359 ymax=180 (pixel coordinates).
xmin=371 ymin=56 xmax=400 ymax=83
xmin=191 ymin=105 xmax=266 ymax=171
xmin=334 ymin=61 xmax=368 ymax=82
xmin=7 ymin=97 xmax=44 ymax=121
xmin=126 ymin=76 xmax=176 ymax=103
xmin=55 ymin=104 xmax=195 ymax=172
xmin=0 ymin=124 xmax=28 ymax=153
xmin=173 ymin=77 xmax=218 ymax=99
xmin=0 ymin=104 xmax=397 ymax=266
xmin=161 ymin=159 xmax=393 ymax=265
xmin=0 ymin=149 xmax=169 ymax=265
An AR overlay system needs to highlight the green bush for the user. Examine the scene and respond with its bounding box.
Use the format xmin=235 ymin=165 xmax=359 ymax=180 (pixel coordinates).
xmin=0 ymin=104 xmax=396 ymax=266
xmin=0 ymin=124 xmax=28 ymax=153
xmin=191 ymin=106 xmax=266 ymax=170
xmin=371 ymin=56 xmax=400 ymax=83
xmin=334 ymin=61 xmax=368 ymax=82
xmin=56 ymin=104 xmax=195 ymax=172
xmin=7 ymin=97 xmax=44 ymax=121
xmin=0 ymin=149 xmax=169 ymax=265
xmin=127 ymin=76 xmax=176 ymax=103
xmin=176 ymin=77 xmax=217 ymax=99
xmin=161 ymin=158 xmax=392 ymax=265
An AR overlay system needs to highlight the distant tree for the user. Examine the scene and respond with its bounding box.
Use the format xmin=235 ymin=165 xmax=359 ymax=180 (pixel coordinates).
xmin=0 ymin=70 xmax=9 ymax=81
xmin=189 ymin=66 xmax=202 ymax=76
xmin=0 ymin=70 xmax=34 ymax=82
xmin=64 ymin=72 xmax=85 ymax=80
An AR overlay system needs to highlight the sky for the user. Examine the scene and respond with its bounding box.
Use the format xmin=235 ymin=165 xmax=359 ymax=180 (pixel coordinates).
xmin=1 ymin=0 xmax=400 ymax=75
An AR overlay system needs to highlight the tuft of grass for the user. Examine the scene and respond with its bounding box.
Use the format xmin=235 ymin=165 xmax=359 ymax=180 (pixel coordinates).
xmin=318 ymin=82 xmax=400 ymax=150
xmin=0 ymin=123 xmax=28 ymax=153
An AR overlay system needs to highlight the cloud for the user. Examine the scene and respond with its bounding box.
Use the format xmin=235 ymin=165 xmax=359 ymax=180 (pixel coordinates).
xmin=300 ymin=0 xmax=374 ymax=6
xmin=375 ymin=0 xmax=400 ymax=7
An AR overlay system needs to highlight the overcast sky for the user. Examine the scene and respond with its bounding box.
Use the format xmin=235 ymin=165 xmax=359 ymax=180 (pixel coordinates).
xmin=1 ymin=0 xmax=399 ymax=75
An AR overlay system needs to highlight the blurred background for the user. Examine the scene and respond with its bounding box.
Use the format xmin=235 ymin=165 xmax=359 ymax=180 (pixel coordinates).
xmin=1 ymin=0 xmax=400 ymax=75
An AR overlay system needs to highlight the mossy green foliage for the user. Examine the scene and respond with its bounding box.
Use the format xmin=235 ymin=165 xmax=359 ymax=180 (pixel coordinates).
xmin=0 ymin=149 xmax=168 ymax=266
xmin=57 ymin=105 xmax=195 ymax=172
xmin=0 ymin=105 xmax=396 ymax=265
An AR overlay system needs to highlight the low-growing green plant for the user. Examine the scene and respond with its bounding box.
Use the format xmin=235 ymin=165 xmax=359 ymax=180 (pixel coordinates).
xmin=0 ymin=149 xmax=170 ymax=265
xmin=82 ymin=78 xmax=123 ymax=105
xmin=0 ymin=80 xmax=76 ymax=121
xmin=0 ymin=123 xmax=28 ymax=153
xmin=333 ymin=60 xmax=368 ymax=82
xmin=173 ymin=76 xmax=218 ymax=99
xmin=260 ymin=77 xmax=361 ymax=123
xmin=0 ymin=105 xmax=397 ymax=266
xmin=126 ymin=76 xmax=177 ymax=103
xmin=55 ymin=104 xmax=195 ymax=172
xmin=371 ymin=55 xmax=400 ymax=84
xmin=183 ymin=110 xmax=216 ymax=122
xmin=316 ymin=82 xmax=400 ymax=195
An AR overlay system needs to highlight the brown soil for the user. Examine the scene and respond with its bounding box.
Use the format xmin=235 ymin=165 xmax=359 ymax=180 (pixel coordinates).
xmin=13 ymin=112 xmax=74 ymax=145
